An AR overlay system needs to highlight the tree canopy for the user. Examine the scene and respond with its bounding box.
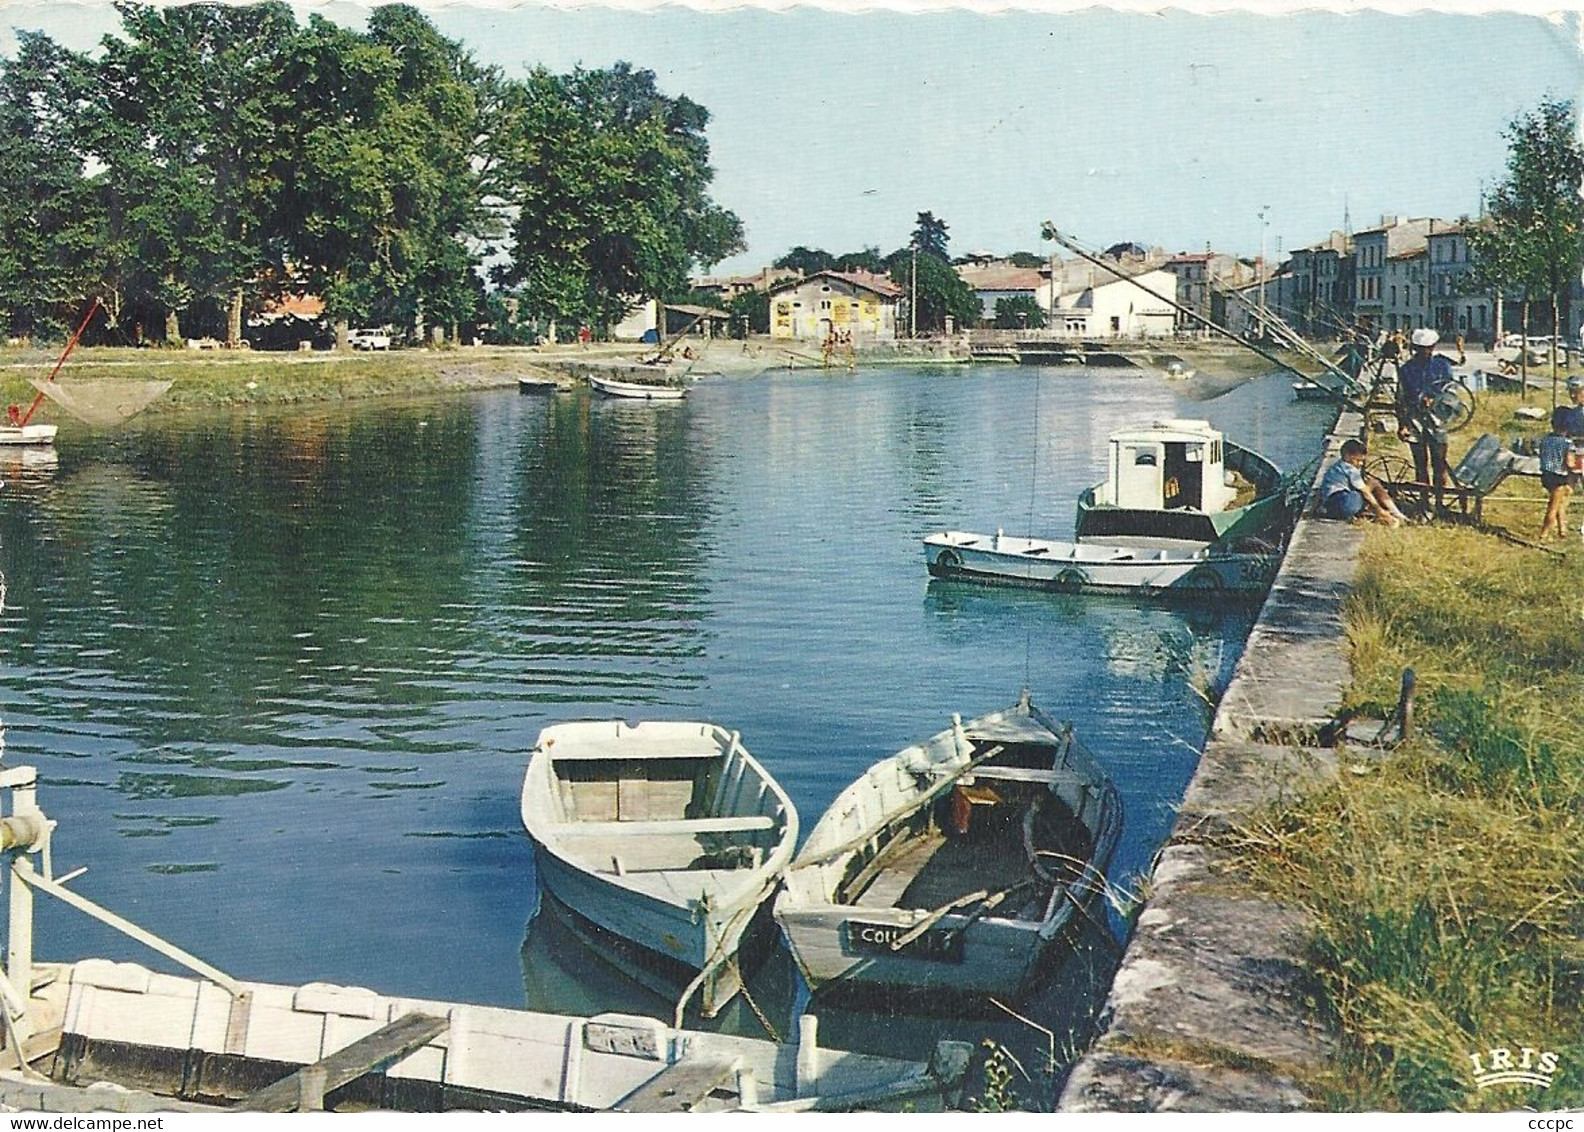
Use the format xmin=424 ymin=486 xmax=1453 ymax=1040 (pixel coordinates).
xmin=1468 ymin=99 xmax=1584 ymax=339
xmin=0 ymin=3 xmax=742 ymax=344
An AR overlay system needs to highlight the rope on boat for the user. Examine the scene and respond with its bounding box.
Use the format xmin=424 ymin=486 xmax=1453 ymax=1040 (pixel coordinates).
xmin=739 ymin=979 xmax=781 ymax=1044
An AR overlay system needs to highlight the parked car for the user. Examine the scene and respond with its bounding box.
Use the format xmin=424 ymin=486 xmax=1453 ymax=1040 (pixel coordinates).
xmin=349 ymin=328 xmax=392 ymax=351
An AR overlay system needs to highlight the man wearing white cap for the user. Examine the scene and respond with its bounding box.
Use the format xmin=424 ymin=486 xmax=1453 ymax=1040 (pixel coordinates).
xmin=1396 ymin=327 xmax=1455 ymax=507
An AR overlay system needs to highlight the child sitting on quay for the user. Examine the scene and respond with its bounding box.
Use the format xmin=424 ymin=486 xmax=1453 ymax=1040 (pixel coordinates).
xmin=1319 ymin=438 xmax=1408 ymax=528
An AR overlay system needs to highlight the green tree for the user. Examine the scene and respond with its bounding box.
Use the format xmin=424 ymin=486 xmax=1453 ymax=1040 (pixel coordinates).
xmin=773 ymin=246 xmax=835 ymax=276
xmin=0 ymin=32 xmax=102 ymax=337
xmin=365 ymin=5 xmax=490 ymax=345
xmin=88 ymin=2 xmax=303 ymax=343
xmin=993 ymin=295 xmax=1046 ymax=330
xmin=889 ymin=246 xmax=978 ymax=335
xmin=1006 ymin=251 xmax=1047 ymax=268
xmin=911 ymin=210 xmax=950 ymax=260
xmin=1468 ymin=98 xmax=1584 ymax=401
xmin=497 ymin=63 xmax=743 ymax=333
xmin=835 ymin=246 xmax=886 ymax=274
xmin=727 ymin=289 xmax=768 ymax=335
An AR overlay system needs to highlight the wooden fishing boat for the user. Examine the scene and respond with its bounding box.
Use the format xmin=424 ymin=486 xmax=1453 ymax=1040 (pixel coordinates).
xmin=516 ymin=375 xmax=562 ymax=394
xmin=521 ymin=720 xmax=797 ymax=1018
xmin=924 ymin=419 xmax=1296 ymax=596
xmin=774 ymin=692 xmax=1122 ymax=998
xmin=588 ymin=374 xmax=686 ymax=400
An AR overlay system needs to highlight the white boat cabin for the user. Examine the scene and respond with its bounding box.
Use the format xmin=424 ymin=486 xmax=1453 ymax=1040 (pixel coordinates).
xmin=1102 ymin=419 xmax=1236 ymax=514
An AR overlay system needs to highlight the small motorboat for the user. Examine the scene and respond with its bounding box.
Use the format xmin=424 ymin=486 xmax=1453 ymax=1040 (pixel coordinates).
xmin=925 ymin=419 xmax=1296 ymax=596
xmin=521 ymin=720 xmax=797 ymax=1018
xmin=774 ymin=692 xmax=1121 ymax=999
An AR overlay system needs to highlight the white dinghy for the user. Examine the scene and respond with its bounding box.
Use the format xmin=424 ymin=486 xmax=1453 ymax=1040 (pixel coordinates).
xmin=521 ymin=720 xmax=797 ymax=1019
xmin=589 ymin=374 xmax=686 ymax=400
xmin=774 ymin=692 xmax=1121 ymax=999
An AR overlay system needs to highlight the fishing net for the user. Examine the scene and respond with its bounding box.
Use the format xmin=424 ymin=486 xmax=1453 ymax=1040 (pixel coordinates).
xmin=26 ymin=378 xmax=173 ymax=428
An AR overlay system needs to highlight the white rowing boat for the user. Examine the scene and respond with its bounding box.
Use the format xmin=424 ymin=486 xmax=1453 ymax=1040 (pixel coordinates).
xmin=521 ymin=720 xmax=797 ymax=1019
xmin=589 ymin=374 xmax=686 ymax=400
xmin=774 ymin=692 xmax=1121 ymax=998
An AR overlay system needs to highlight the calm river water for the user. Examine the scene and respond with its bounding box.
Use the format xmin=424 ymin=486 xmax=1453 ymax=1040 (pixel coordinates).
xmin=0 ymin=362 xmax=1331 ymax=1070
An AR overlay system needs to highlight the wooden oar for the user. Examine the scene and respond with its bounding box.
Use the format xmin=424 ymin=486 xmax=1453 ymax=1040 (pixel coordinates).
xmin=888 ymin=889 xmax=989 ymax=951
xmin=793 ymin=744 xmax=1006 ymax=870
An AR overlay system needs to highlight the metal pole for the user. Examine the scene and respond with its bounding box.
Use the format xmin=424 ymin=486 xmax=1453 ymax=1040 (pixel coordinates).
xmin=1258 ymin=205 xmax=1270 ymax=343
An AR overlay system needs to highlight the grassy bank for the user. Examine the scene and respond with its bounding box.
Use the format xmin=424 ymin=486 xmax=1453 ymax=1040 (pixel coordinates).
xmin=0 ymin=344 xmax=566 ymax=414
xmin=1232 ymin=392 xmax=1582 ymax=1111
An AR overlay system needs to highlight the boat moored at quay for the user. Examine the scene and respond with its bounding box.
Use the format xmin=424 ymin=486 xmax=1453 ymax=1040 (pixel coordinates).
xmin=774 ymin=692 xmax=1122 ymax=999
xmin=925 ymin=419 xmax=1302 ymax=596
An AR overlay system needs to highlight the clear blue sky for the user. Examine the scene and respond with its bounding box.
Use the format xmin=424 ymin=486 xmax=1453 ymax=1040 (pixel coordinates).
xmin=3 ymin=3 xmax=1580 ymax=275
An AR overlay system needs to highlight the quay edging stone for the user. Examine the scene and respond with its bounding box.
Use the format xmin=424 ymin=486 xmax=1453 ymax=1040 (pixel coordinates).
xmin=1057 ymin=412 xmax=1365 ymax=1112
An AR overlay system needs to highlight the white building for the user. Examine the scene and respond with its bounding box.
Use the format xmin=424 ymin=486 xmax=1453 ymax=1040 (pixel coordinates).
xmin=1036 ymin=265 xmax=1177 ymax=338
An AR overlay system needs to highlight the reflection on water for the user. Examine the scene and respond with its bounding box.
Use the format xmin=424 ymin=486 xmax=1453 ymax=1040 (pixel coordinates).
xmin=0 ymin=367 xmax=1330 ymax=1031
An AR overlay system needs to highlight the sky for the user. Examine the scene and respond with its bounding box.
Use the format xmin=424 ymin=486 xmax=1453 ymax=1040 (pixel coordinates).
xmin=1 ymin=2 xmax=1581 ymax=276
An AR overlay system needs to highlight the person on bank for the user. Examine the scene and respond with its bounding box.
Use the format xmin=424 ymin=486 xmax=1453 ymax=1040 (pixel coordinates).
xmin=1320 ymin=438 xmax=1407 ymax=527
xmin=1538 ymin=406 xmax=1578 ymax=540
xmin=1396 ymin=328 xmax=1457 ymax=507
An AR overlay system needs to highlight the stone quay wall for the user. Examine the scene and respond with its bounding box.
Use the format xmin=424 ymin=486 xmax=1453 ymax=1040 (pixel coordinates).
xmin=1057 ymin=410 xmax=1365 ymax=1112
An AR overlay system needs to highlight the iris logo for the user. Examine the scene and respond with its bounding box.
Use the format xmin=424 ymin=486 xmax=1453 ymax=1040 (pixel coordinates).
xmin=1468 ymin=1046 xmax=1561 ymax=1090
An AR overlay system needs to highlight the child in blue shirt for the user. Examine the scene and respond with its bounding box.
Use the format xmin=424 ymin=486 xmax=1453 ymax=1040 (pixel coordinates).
xmin=1538 ymin=406 xmax=1577 ymax=540
xmin=1320 ymin=438 xmax=1406 ymax=527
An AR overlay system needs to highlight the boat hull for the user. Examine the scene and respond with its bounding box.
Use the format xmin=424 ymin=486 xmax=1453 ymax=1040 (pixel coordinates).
xmin=530 ymin=842 xmax=750 ymax=1015
xmin=589 ymin=375 xmax=686 ymax=400
xmin=521 ymin=720 xmax=797 ymax=1018
xmin=922 ymin=531 xmax=1276 ymax=594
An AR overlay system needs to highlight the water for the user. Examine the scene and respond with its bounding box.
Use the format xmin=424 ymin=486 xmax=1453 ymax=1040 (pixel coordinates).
xmin=0 ymin=363 xmax=1331 ymax=1069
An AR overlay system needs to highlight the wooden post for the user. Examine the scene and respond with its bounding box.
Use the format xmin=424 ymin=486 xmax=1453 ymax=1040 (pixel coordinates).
xmin=795 ymin=1014 xmax=820 ymax=1097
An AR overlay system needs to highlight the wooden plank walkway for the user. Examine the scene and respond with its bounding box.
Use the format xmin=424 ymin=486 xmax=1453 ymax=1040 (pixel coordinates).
xmin=234 ymin=1012 xmax=449 ymax=1112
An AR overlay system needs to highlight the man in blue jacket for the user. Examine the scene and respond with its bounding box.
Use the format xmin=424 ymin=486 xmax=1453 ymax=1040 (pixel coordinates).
xmin=1396 ymin=327 xmax=1456 ymax=508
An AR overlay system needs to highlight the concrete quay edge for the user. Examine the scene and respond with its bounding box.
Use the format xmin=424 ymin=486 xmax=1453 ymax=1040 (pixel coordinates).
xmin=1057 ymin=411 xmax=1364 ymax=1112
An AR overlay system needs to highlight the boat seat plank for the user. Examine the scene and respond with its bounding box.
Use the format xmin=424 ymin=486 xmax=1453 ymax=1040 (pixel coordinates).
xmin=549 ymin=748 xmax=719 ymax=762
xmin=613 ymin=1055 xmax=742 ymax=1113
xmin=964 ymin=766 xmax=1067 ymax=784
xmin=234 ymin=1012 xmax=449 ymax=1112
xmin=558 ymin=815 xmax=776 ymax=837
xmin=617 ymin=868 xmax=746 ymax=902
xmin=853 ymin=830 xmax=946 ymax=909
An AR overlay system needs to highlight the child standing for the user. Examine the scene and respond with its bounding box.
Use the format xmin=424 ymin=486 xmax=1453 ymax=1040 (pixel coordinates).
xmin=1538 ymin=406 xmax=1577 ymax=539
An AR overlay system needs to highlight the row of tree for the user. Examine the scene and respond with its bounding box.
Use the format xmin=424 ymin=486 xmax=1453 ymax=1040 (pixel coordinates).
xmin=0 ymin=2 xmax=744 ymax=345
